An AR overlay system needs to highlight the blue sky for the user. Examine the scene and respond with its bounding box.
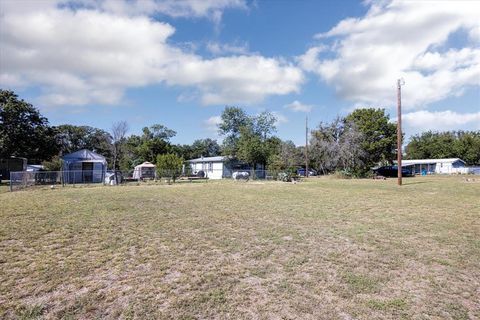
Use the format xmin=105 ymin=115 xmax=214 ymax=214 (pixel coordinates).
xmin=1 ymin=0 xmax=479 ymax=145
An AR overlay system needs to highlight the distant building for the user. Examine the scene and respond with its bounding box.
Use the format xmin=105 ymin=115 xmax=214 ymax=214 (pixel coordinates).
xmin=62 ymin=149 xmax=107 ymax=183
xmin=187 ymin=156 xmax=230 ymax=179
xmin=186 ymin=156 xmax=265 ymax=179
xmin=0 ymin=157 xmax=27 ymax=181
xmin=400 ymin=158 xmax=468 ymax=175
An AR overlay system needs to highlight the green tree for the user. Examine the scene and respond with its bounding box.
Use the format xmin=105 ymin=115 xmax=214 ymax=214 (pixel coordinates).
xmin=218 ymin=106 xmax=251 ymax=157
xmin=406 ymin=131 xmax=480 ymax=165
xmin=253 ymin=111 xmax=277 ymax=139
xmin=55 ymin=124 xmax=113 ymax=164
xmin=171 ymin=139 xmax=221 ymax=161
xmin=237 ymin=126 xmax=264 ymax=169
xmin=123 ymin=124 xmax=176 ymax=166
xmin=190 ymin=138 xmax=221 ymax=159
xmin=236 ymin=121 xmax=281 ymax=171
xmin=345 ymin=108 xmax=397 ymax=168
xmin=156 ymin=153 xmax=184 ymax=182
xmin=0 ymin=90 xmax=58 ymax=162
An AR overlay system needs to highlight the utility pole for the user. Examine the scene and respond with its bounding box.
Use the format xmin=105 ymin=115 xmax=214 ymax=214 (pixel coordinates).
xmin=397 ymin=78 xmax=405 ymax=186
xmin=305 ymin=116 xmax=309 ymax=178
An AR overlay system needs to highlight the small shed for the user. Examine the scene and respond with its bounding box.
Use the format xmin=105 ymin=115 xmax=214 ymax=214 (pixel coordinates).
xmin=132 ymin=161 xmax=156 ymax=180
xmin=62 ymin=149 xmax=107 ymax=183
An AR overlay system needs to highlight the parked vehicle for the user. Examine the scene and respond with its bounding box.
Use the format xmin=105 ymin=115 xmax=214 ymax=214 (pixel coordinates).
xmin=373 ymin=166 xmax=415 ymax=177
xmin=297 ymin=168 xmax=317 ymax=176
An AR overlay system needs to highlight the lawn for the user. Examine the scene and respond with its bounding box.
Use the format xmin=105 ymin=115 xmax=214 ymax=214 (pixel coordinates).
xmin=0 ymin=176 xmax=479 ymax=319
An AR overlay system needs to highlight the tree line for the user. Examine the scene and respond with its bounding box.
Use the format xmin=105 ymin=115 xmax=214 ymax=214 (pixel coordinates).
xmin=1 ymin=89 xmax=479 ymax=176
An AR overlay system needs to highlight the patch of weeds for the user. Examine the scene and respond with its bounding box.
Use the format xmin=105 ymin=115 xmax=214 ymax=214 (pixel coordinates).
xmin=343 ymin=271 xmax=379 ymax=294
xmin=446 ymin=303 xmax=469 ymax=320
xmin=16 ymin=304 xmax=45 ymax=320
xmin=367 ymin=298 xmax=407 ymax=311
xmin=431 ymin=257 xmax=452 ymax=266
xmin=249 ymin=266 xmax=271 ymax=278
xmin=122 ymin=304 xmax=135 ymax=320
xmin=277 ymin=279 xmax=295 ymax=294
xmin=284 ymin=256 xmax=309 ymax=272
xmin=199 ymin=288 xmax=227 ymax=305
xmin=251 ymin=248 xmax=274 ymax=260
xmin=174 ymin=288 xmax=227 ymax=314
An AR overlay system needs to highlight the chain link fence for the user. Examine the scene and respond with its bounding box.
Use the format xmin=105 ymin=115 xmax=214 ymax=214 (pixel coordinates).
xmin=9 ymin=168 xmax=309 ymax=192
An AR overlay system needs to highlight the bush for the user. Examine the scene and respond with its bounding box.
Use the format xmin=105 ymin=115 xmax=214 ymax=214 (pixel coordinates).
xmin=41 ymin=155 xmax=62 ymax=171
xmin=156 ymin=153 xmax=183 ymax=182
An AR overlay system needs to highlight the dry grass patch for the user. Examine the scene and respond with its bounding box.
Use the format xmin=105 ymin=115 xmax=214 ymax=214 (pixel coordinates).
xmin=0 ymin=176 xmax=479 ymax=319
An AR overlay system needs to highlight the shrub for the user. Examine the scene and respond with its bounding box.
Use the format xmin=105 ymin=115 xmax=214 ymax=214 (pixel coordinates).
xmin=156 ymin=153 xmax=183 ymax=182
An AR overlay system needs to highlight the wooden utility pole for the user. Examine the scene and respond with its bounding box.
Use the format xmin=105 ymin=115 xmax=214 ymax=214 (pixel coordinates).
xmin=397 ymin=79 xmax=404 ymax=186
xmin=305 ymin=116 xmax=309 ymax=178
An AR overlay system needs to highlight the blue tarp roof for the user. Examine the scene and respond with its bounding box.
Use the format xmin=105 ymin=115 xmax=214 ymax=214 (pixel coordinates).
xmin=62 ymin=149 xmax=106 ymax=162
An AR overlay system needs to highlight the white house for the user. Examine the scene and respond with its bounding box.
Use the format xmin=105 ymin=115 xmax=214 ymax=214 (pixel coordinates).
xmin=187 ymin=156 xmax=230 ymax=179
xmin=401 ymin=158 xmax=468 ymax=175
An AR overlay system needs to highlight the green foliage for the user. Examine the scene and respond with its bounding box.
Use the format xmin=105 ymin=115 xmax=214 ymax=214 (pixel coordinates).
xmin=237 ymin=126 xmax=280 ymax=169
xmin=309 ymin=117 xmax=366 ymax=176
xmin=0 ymin=90 xmax=58 ymax=162
xmin=219 ymin=106 xmax=280 ymax=169
xmin=41 ymin=155 xmax=62 ymax=171
xmin=345 ymin=108 xmax=397 ymax=168
xmin=156 ymin=153 xmax=183 ymax=182
xmin=236 ymin=127 xmax=263 ymax=167
xmin=218 ymin=106 xmax=251 ymax=157
xmin=281 ymin=141 xmax=304 ymax=169
xmin=55 ymin=124 xmax=112 ymax=161
xmin=123 ymin=124 xmax=177 ymax=166
xmin=267 ymin=154 xmax=283 ymax=171
xmin=406 ymin=131 xmax=480 ymax=165
xmin=170 ymin=138 xmax=222 ymax=161
xmin=253 ymin=111 xmax=277 ymax=139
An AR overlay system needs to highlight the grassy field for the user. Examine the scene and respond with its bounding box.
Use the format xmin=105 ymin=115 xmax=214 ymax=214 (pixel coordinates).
xmin=0 ymin=176 xmax=479 ymax=319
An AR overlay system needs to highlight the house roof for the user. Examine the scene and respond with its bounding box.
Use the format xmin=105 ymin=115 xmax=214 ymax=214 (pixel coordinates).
xmin=399 ymin=158 xmax=465 ymax=166
xmin=134 ymin=161 xmax=156 ymax=169
xmin=188 ymin=156 xmax=228 ymax=163
xmin=62 ymin=149 xmax=106 ymax=162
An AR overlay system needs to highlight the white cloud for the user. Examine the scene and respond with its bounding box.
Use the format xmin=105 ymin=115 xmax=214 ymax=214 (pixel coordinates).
xmin=62 ymin=0 xmax=248 ymax=21
xmin=206 ymin=41 xmax=250 ymax=56
xmin=0 ymin=1 xmax=303 ymax=107
xmin=284 ymin=100 xmax=312 ymax=113
xmin=299 ymin=0 xmax=480 ymax=109
xmin=271 ymin=111 xmax=288 ymax=126
xmin=204 ymin=115 xmax=222 ymax=132
xmin=403 ymin=110 xmax=480 ymax=132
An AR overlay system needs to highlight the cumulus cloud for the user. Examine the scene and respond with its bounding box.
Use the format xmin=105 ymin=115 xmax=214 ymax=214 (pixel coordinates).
xmin=61 ymin=0 xmax=248 ymax=21
xmin=403 ymin=110 xmax=480 ymax=132
xmin=284 ymin=100 xmax=312 ymax=113
xmin=204 ymin=115 xmax=222 ymax=132
xmin=299 ymin=0 xmax=480 ymax=109
xmin=0 ymin=0 xmax=303 ymax=107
